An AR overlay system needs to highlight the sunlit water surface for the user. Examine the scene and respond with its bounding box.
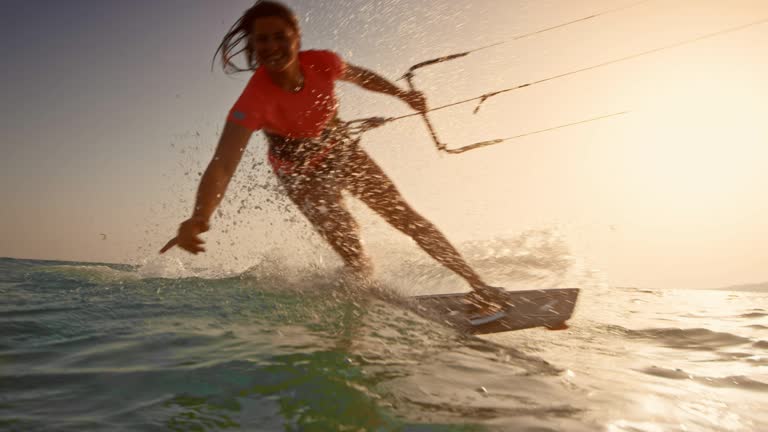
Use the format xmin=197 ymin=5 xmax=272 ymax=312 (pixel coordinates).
xmin=1 ymin=244 xmax=766 ymax=431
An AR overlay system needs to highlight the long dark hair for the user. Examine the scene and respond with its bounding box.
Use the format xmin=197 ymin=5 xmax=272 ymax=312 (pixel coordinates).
xmin=213 ymin=1 xmax=300 ymax=74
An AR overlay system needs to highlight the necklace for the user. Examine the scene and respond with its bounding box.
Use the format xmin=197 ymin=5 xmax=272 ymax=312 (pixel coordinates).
xmin=290 ymin=75 xmax=304 ymax=92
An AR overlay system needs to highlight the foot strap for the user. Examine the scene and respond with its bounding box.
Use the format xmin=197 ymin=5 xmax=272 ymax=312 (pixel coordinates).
xmin=469 ymin=309 xmax=507 ymax=326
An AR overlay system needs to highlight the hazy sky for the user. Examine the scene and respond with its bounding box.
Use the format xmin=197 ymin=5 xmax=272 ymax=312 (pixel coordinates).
xmin=1 ymin=0 xmax=767 ymax=289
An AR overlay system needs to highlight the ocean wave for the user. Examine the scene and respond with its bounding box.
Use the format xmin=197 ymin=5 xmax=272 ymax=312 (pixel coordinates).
xmin=639 ymin=366 xmax=768 ymax=392
xmin=739 ymin=312 xmax=768 ymax=319
xmin=4 ymin=248 xmax=766 ymax=430
xmin=625 ymin=327 xmax=752 ymax=350
xmin=1 ymin=274 xmax=577 ymax=431
xmin=717 ymin=282 xmax=768 ymax=292
xmin=753 ymin=340 xmax=768 ymax=349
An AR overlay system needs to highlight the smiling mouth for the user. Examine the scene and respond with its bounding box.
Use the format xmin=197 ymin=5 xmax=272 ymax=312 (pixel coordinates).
xmin=264 ymin=54 xmax=288 ymax=66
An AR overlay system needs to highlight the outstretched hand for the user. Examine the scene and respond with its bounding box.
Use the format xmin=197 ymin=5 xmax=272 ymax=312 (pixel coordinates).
xmin=399 ymin=90 xmax=427 ymax=113
xmin=159 ymin=217 xmax=210 ymax=255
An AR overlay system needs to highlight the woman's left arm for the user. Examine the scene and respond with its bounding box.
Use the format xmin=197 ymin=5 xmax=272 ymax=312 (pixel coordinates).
xmin=340 ymin=64 xmax=426 ymax=112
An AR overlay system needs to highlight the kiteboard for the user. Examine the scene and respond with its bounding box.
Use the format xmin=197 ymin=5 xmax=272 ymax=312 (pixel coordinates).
xmin=411 ymin=288 xmax=579 ymax=335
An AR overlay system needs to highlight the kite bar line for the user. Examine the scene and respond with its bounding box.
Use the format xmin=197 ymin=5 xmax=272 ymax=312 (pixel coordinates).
xmin=441 ymin=111 xmax=629 ymax=154
xmin=403 ymin=72 xmax=447 ymax=151
xmin=348 ymin=14 xmax=768 ymax=153
xmin=346 ymin=111 xmax=629 ymax=152
xmin=414 ymin=16 xmax=768 ymax=117
xmin=400 ymin=0 xmax=652 ymax=79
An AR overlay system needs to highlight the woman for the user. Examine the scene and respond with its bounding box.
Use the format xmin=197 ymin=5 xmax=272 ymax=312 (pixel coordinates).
xmin=161 ymin=1 xmax=503 ymax=309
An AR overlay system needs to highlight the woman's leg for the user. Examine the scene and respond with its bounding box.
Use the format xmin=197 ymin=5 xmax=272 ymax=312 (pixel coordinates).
xmin=279 ymin=172 xmax=372 ymax=275
xmin=340 ymin=147 xmax=487 ymax=289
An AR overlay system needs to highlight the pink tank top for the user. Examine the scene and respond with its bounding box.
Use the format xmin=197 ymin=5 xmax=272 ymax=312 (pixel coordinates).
xmin=227 ymin=50 xmax=346 ymax=138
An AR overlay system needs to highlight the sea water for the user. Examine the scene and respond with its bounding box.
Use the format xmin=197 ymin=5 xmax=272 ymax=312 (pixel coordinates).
xmin=1 ymin=242 xmax=766 ymax=431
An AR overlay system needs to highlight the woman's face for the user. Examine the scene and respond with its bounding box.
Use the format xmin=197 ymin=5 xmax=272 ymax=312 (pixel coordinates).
xmin=250 ymin=16 xmax=300 ymax=73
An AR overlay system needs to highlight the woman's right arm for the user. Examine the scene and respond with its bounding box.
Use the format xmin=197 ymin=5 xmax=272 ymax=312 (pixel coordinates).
xmin=190 ymin=121 xmax=253 ymax=222
xmin=160 ymin=121 xmax=253 ymax=254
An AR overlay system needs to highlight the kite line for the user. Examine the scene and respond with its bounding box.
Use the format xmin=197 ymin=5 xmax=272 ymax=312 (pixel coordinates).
xmin=346 ymin=5 xmax=768 ymax=154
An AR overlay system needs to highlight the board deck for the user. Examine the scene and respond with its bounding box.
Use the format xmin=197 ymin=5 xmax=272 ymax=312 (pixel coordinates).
xmin=411 ymin=288 xmax=580 ymax=334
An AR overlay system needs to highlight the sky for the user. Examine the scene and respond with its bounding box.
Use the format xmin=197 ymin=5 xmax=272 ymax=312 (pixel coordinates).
xmin=1 ymin=0 xmax=767 ymax=289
